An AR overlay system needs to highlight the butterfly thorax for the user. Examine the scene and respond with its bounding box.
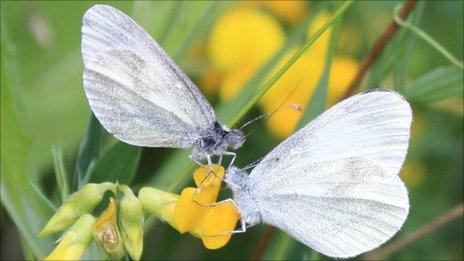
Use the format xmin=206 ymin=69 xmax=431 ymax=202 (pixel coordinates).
xmin=226 ymin=167 xmax=261 ymax=226
xmin=192 ymin=121 xmax=245 ymax=160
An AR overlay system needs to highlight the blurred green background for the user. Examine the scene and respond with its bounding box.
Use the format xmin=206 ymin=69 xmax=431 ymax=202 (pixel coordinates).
xmin=1 ymin=1 xmax=463 ymax=260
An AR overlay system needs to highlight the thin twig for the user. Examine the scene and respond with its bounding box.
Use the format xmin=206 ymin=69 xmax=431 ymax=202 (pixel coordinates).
xmin=363 ymin=203 xmax=464 ymax=260
xmin=342 ymin=0 xmax=419 ymax=99
xmin=251 ymin=227 xmax=277 ymax=260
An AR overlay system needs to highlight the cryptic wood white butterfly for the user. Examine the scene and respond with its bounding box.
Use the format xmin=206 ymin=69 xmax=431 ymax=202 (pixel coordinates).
xmin=81 ymin=5 xmax=244 ymax=164
xmin=224 ymin=90 xmax=412 ymax=258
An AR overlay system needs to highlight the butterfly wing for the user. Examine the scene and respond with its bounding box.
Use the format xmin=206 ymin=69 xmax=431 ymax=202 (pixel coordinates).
xmin=247 ymin=90 xmax=412 ymax=257
xmin=252 ymin=158 xmax=409 ymax=258
xmin=250 ymin=90 xmax=412 ymax=183
xmin=82 ymin=5 xmax=216 ymax=147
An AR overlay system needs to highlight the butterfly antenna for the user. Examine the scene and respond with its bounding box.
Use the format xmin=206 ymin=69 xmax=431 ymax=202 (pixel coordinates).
xmin=240 ymin=78 xmax=303 ymax=137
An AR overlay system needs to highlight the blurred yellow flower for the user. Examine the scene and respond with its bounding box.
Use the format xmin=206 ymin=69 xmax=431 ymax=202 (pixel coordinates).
xmin=208 ymin=7 xmax=284 ymax=74
xmin=205 ymin=5 xmax=359 ymax=139
xmin=261 ymin=1 xmax=308 ymax=25
xmin=45 ymin=214 xmax=95 ymax=260
xmin=239 ymin=0 xmax=308 ymax=25
xmin=401 ymin=161 xmax=427 ymax=188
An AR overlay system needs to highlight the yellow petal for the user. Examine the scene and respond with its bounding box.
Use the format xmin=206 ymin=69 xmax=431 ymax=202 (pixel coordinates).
xmin=174 ymin=187 xmax=212 ymax=233
xmin=200 ymin=202 xmax=241 ymax=250
xmin=208 ymin=7 xmax=284 ymax=73
xmin=193 ymin=164 xmax=225 ymax=188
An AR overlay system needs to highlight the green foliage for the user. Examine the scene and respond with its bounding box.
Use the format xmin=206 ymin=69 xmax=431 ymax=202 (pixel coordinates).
xmin=1 ymin=0 xmax=463 ymax=260
xmin=404 ymin=66 xmax=463 ymax=103
xmin=89 ymin=142 xmax=141 ymax=185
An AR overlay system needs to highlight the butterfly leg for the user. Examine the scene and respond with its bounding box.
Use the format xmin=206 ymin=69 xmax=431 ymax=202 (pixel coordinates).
xmin=221 ymin=151 xmax=237 ymax=168
xmin=188 ymin=154 xmax=203 ymax=166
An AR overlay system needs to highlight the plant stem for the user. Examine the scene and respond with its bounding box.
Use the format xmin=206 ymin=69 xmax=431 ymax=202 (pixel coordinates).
xmin=363 ymin=203 xmax=464 ymax=260
xmin=393 ymin=4 xmax=464 ymax=70
xmin=342 ymin=0 xmax=419 ymax=99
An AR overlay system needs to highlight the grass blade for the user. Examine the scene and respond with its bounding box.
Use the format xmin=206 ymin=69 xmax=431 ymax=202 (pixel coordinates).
xmin=394 ymin=3 xmax=463 ymax=70
xmin=403 ymin=66 xmax=463 ymax=103
xmin=221 ymin=0 xmax=354 ymax=127
xmin=297 ymin=12 xmax=343 ymax=129
xmin=74 ymin=114 xmax=102 ymax=188
xmin=52 ymin=147 xmax=69 ymax=202
xmin=29 ymin=181 xmax=58 ymax=212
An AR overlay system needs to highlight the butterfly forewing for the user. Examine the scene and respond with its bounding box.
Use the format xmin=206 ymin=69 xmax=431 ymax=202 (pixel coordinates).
xmin=81 ymin=5 xmax=217 ymax=148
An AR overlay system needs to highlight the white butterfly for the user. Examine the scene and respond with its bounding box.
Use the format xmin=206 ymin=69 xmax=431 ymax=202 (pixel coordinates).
xmin=224 ymin=90 xmax=412 ymax=258
xmin=81 ymin=5 xmax=244 ymax=164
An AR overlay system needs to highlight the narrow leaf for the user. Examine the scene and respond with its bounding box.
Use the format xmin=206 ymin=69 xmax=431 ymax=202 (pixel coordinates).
xmin=403 ymin=66 xmax=463 ymax=103
xmin=52 ymin=147 xmax=69 ymax=202
xmin=74 ymin=114 xmax=102 ymax=188
xmin=297 ymin=14 xmax=343 ymax=129
xmin=89 ymin=142 xmax=141 ymax=185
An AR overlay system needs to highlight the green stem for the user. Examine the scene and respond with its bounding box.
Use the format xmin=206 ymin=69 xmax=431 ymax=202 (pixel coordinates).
xmin=394 ymin=4 xmax=463 ymax=70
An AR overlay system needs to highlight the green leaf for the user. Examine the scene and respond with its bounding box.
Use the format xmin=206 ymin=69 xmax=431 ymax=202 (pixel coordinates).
xmin=393 ymin=2 xmax=425 ymax=91
xmin=52 ymin=147 xmax=70 ymax=202
xmin=262 ymin=232 xmax=293 ymax=260
xmin=74 ymin=114 xmax=102 ymax=188
xmin=29 ymin=180 xmax=58 ymax=212
xmin=1 ymin=12 xmax=53 ymax=258
xmin=89 ymin=142 xmax=141 ymax=185
xmin=403 ymin=66 xmax=463 ymax=103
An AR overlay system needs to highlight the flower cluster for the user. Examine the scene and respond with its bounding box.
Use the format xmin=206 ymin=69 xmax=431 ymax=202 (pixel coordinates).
xmin=40 ymin=183 xmax=144 ymax=260
xmin=140 ymin=165 xmax=240 ymax=250
xmin=41 ymin=165 xmax=240 ymax=259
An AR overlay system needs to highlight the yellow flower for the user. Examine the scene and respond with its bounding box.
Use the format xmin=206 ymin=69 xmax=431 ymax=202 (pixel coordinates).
xmin=261 ymin=1 xmax=308 ymax=25
xmin=92 ymin=197 xmax=125 ymax=259
xmin=401 ymin=161 xmax=427 ymax=188
xmin=139 ymin=165 xmax=241 ymax=250
xmin=45 ymin=214 xmax=95 ymax=260
xmin=138 ymin=187 xmax=182 ymax=232
xmin=174 ymin=164 xmax=225 ymax=233
xmin=208 ymin=7 xmax=284 ymax=74
xmin=327 ymin=56 xmax=359 ymax=106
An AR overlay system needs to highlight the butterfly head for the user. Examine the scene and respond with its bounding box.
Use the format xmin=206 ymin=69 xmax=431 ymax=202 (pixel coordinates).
xmin=224 ymin=129 xmax=245 ymax=150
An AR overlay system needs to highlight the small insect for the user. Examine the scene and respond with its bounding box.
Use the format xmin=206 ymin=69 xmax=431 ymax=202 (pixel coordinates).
xmin=223 ymin=90 xmax=412 ymax=258
xmin=81 ymin=5 xmax=244 ymax=164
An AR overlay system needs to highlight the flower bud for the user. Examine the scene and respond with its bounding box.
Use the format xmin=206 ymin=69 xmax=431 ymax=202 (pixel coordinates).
xmin=92 ymin=197 xmax=125 ymax=260
xmin=118 ymin=185 xmax=144 ymax=261
xmin=45 ymin=214 xmax=95 ymax=260
xmin=40 ymin=182 xmax=116 ymax=236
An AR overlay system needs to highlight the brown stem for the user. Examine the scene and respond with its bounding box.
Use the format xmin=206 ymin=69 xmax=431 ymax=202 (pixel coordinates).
xmin=342 ymin=0 xmax=419 ymax=99
xmin=250 ymin=227 xmax=277 ymax=260
xmin=363 ymin=203 xmax=464 ymax=260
